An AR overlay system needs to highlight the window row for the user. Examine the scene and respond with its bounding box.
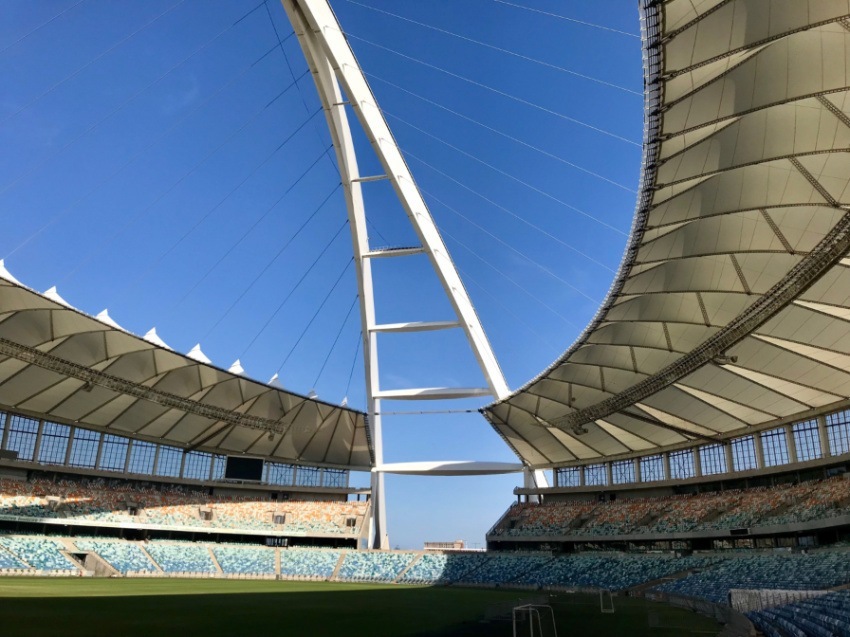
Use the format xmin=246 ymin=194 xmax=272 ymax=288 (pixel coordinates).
xmin=554 ymin=409 xmax=850 ymax=487
xmin=0 ymin=412 xmax=347 ymax=489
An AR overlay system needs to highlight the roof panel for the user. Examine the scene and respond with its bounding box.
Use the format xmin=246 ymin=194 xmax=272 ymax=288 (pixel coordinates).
xmin=0 ymin=277 xmax=371 ymax=469
xmin=484 ymin=0 xmax=850 ymax=467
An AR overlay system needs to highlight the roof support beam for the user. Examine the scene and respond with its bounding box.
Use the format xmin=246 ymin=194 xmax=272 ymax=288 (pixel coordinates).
xmin=0 ymin=337 xmax=290 ymax=436
xmin=375 ymin=387 xmax=492 ymax=400
xmin=547 ymin=205 xmax=850 ymax=433
xmin=370 ymin=321 xmax=460 ymax=333
xmin=622 ymin=407 xmax=724 ymax=445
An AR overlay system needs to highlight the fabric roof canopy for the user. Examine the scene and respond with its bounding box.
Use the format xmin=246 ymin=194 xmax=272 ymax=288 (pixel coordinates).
xmin=0 ymin=268 xmax=372 ymax=470
xmin=484 ymin=0 xmax=850 ymax=468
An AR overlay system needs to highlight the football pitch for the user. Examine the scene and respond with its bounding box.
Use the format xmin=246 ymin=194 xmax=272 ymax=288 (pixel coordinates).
xmin=0 ymin=578 xmax=721 ymax=637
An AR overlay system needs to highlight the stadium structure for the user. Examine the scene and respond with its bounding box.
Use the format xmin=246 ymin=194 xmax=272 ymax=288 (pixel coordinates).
xmin=1 ymin=1 xmax=850 ymax=636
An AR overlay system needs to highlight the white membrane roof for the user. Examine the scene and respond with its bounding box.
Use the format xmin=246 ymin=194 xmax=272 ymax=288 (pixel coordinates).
xmin=0 ymin=266 xmax=372 ymax=470
xmin=484 ymin=0 xmax=850 ymax=468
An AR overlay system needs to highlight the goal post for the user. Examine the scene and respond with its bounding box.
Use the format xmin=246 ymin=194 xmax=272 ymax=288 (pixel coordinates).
xmin=600 ymin=589 xmax=615 ymax=614
xmin=512 ymin=604 xmax=558 ymax=637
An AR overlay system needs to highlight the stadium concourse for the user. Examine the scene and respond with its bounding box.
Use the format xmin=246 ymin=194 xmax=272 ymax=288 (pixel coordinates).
xmin=3 ymin=0 xmax=850 ymax=636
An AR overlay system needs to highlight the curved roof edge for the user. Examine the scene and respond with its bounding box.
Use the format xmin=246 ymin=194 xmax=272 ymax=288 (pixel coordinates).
xmin=483 ymin=0 xmax=850 ymax=466
xmin=485 ymin=0 xmax=665 ymax=407
xmin=0 ymin=266 xmax=373 ymax=469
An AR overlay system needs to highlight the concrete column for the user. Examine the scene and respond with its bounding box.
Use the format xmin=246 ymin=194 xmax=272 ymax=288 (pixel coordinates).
xmin=693 ymin=447 xmax=703 ymax=477
xmin=785 ymin=425 xmax=797 ymax=464
xmin=32 ymin=419 xmax=44 ymax=464
xmin=63 ymin=427 xmax=75 ymax=466
xmin=0 ymin=412 xmax=10 ymax=450
xmin=753 ymin=432 xmax=764 ymax=469
xmin=817 ymin=414 xmax=831 ymax=458
xmin=94 ymin=432 xmax=105 ymax=469
xmin=124 ymin=439 xmax=133 ymax=473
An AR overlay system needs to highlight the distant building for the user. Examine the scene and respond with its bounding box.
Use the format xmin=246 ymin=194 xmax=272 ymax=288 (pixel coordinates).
xmin=423 ymin=540 xmax=465 ymax=551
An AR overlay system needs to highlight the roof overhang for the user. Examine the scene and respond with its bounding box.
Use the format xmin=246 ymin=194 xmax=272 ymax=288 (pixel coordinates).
xmin=0 ymin=265 xmax=373 ymax=470
xmin=484 ymin=0 xmax=850 ymax=467
xmin=375 ymin=461 xmax=524 ymax=476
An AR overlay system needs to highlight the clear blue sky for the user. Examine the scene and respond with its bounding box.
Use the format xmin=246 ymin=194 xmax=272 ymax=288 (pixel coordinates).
xmin=0 ymin=0 xmax=644 ymax=549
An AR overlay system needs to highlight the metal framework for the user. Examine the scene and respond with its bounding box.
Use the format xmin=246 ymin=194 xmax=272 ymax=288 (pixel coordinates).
xmin=484 ymin=0 xmax=850 ymax=469
xmin=282 ymin=0 xmax=516 ymax=548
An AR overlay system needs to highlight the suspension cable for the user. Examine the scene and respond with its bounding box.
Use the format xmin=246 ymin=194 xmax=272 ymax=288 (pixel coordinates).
xmin=274 ymin=258 xmax=354 ymax=375
xmin=0 ymin=0 xmax=87 ymax=55
xmin=365 ymin=71 xmax=635 ymax=193
xmin=239 ymin=220 xmax=349 ymax=358
xmin=458 ymin=265 xmax=560 ymax=351
xmin=53 ymin=73 xmax=313 ymax=282
xmin=0 ymin=2 xmax=274 ymax=198
xmin=492 ymin=0 xmax=640 ymax=38
xmin=442 ymin=229 xmax=585 ymax=328
xmin=386 ymin=109 xmax=626 ymax=235
xmin=199 ymin=180 xmax=341 ymax=340
xmin=424 ymin=186 xmax=613 ymax=274
xmin=344 ymin=31 xmax=640 ymax=147
xmin=2 ymin=0 xmax=189 ymax=125
xmin=342 ymin=0 xmax=639 ymax=95
xmin=94 ymin=108 xmax=325 ymax=295
xmin=263 ymin=0 xmax=337 ymax=174
xmin=4 ymin=43 xmax=283 ymax=259
xmin=313 ymin=294 xmax=359 ymax=388
xmin=344 ymin=330 xmax=362 ymax=399
xmin=167 ymin=165 xmax=340 ymax=319
xmin=405 ymin=148 xmax=626 ymax=263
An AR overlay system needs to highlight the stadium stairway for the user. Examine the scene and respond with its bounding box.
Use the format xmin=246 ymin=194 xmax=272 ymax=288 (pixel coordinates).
xmin=626 ymin=567 xmax=704 ymax=597
xmin=274 ymin=547 xmax=281 ymax=577
xmin=449 ymin=555 xmax=495 ymax=587
xmin=330 ymin=552 xmax=346 ymax=580
xmin=393 ymin=553 xmax=423 ymax=583
xmin=206 ymin=547 xmax=224 ymax=575
xmin=136 ymin=543 xmax=164 ymax=573
xmin=65 ymin=548 xmax=117 ymax=577
xmin=0 ymin=544 xmax=30 ymax=569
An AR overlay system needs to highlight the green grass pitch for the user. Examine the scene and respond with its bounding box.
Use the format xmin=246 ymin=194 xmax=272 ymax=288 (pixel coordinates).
xmin=0 ymin=578 xmax=721 ymax=636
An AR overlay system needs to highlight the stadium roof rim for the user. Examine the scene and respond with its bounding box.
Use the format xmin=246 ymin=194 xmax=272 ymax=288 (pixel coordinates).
xmin=0 ymin=264 xmax=373 ymax=470
xmin=484 ymin=0 xmax=850 ymax=467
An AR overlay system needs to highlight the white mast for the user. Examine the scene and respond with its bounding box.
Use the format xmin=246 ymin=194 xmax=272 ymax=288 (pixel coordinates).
xmin=282 ymin=0 xmax=513 ymax=549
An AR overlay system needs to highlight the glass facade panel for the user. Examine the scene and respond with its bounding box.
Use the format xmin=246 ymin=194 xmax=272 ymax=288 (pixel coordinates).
xmin=211 ymin=455 xmax=227 ymax=481
xmin=127 ymin=441 xmax=156 ymax=475
xmin=584 ymin=463 xmax=608 ymax=486
xmin=793 ymin=420 xmax=822 ymax=462
xmin=731 ymin=436 xmax=757 ymax=472
xmin=98 ymin=434 xmax=128 ymax=472
xmin=296 ymin=466 xmax=321 ymax=487
xmin=612 ymin=459 xmax=636 ymax=484
xmin=700 ymin=444 xmax=727 ymax=476
xmin=264 ymin=462 xmax=294 ymax=486
xmin=639 ymin=454 xmax=665 ymax=482
xmin=556 ymin=467 xmax=581 ymax=488
xmin=6 ymin=414 xmax=39 ymax=461
xmin=669 ymin=449 xmax=695 ymax=480
xmin=760 ymin=428 xmax=789 ymax=467
xmin=182 ymin=451 xmax=211 ymax=481
xmin=826 ymin=410 xmax=850 ymax=456
xmin=38 ymin=422 xmax=70 ymax=465
xmin=155 ymin=445 xmax=182 ymax=478
xmin=68 ymin=428 xmax=100 ymax=468
xmin=323 ymin=468 xmax=348 ymax=488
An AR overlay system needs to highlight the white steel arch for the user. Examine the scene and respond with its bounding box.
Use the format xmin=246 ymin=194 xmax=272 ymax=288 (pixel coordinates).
xmin=281 ymin=0 xmax=517 ymax=548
